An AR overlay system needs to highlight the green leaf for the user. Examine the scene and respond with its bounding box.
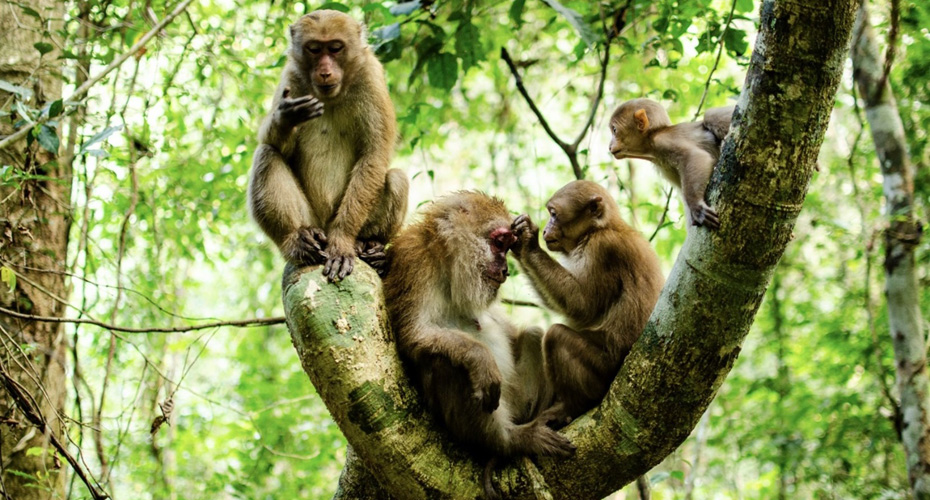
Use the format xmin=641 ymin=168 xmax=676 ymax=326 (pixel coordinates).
xmin=390 ymin=1 xmax=421 ymax=16
xmin=455 ymin=21 xmax=482 ymax=73
xmin=25 ymin=447 xmax=45 ymax=457
xmin=509 ymin=0 xmax=526 ymax=29
xmin=34 ymin=42 xmax=53 ymax=56
xmin=47 ymin=99 xmax=63 ymax=118
xmin=736 ymin=0 xmax=755 ymax=13
xmin=15 ymin=4 xmax=40 ymax=20
xmin=540 ymin=0 xmax=595 ymax=48
xmin=36 ymin=124 xmax=59 ymax=154
xmin=79 ymin=125 xmax=122 ymax=154
xmin=0 ymin=79 xmax=33 ymax=100
xmin=317 ymin=2 xmax=350 ymax=13
xmin=724 ymin=28 xmax=749 ymax=55
xmin=1 ymin=266 xmax=15 ymax=293
xmin=427 ymin=52 xmax=457 ymax=90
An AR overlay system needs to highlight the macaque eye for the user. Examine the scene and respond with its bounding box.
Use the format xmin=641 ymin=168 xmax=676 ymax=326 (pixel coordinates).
xmin=329 ymin=43 xmax=344 ymax=54
xmin=611 ymin=125 xmax=616 ymax=134
xmin=307 ymin=44 xmax=323 ymax=55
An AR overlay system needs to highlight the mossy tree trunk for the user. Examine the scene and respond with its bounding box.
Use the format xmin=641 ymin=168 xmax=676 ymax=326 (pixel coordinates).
xmin=852 ymin=4 xmax=930 ymax=497
xmin=283 ymin=0 xmax=858 ymax=498
xmin=0 ymin=1 xmax=69 ymax=499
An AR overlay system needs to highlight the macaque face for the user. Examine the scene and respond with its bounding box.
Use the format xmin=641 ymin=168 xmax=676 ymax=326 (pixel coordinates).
xmin=290 ymin=11 xmax=362 ymax=99
xmin=608 ymin=108 xmax=646 ymax=159
xmin=486 ymin=226 xmax=516 ymax=288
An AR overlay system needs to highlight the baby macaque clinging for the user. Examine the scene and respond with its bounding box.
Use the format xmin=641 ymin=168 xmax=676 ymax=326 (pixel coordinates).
xmin=511 ymin=180 xmax=665 ymax=422
xmin=609 ymin=98 xmax=734 ymax=229
xmin=384 ymin=191 xmax=575 ymax=464
xmin=249 ymin=10 xmax=408 ymax=281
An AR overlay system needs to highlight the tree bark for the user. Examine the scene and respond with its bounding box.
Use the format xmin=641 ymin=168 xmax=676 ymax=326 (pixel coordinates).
xmin=283 ymin=0 xmax=858 ymax=498
xmin=852 ymin=5 xmax=930 ymax=498
xmin=0 ymin=1 xmax=69 ymax=499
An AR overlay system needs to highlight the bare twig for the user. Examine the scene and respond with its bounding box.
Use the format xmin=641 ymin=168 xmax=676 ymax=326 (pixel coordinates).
xmin=501 ymin=17 xmax=615 ymax=180
xmin=694 ymin=0 xmax=738 ymax=119
xmin=0 ymin=306 xmax=285 ymax=333
xmin=875 ymin=0 xmax=899 ymax=101
xmin=0 ymin=0 xmax=196 ymax=151
xmin=649 ymin=188 xmax=675 ymax=242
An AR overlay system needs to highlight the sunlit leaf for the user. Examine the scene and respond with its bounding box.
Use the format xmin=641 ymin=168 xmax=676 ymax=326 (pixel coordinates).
xmin=541 ymin=0 xmax=596 ymax=48
xmin=1 ymin=267 xmax=15 ymax=292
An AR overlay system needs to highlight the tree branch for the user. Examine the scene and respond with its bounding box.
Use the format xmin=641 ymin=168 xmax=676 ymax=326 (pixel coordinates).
xmin=0 ymin=306 xmax=284 ymax=333
xmin=0 ymin=0 xmax=196 ymax=151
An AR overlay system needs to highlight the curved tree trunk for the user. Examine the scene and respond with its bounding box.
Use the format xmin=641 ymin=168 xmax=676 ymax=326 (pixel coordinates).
xmin=283 ymin=0 xmax=858 ymax=498
xmin=852 ymin=5 xmax=930 ymax=497
xmin=0 ymin=1 xmax=69 ymax=499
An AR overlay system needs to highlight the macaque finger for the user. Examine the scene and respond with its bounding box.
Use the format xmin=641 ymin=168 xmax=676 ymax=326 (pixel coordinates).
xmin=338 ymin=256 xmax=355 ymax=280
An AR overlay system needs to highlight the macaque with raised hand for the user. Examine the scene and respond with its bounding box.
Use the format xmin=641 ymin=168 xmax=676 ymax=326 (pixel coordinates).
xmin=511 ymin=180 xmax=665 ymax=422
xmin=249 ymin=10 xmax=408 ymax=281
xmin=384 ymin=191 xmax=575 ymax=464
xmin=609 ymin=98 xmax=734 ymax=229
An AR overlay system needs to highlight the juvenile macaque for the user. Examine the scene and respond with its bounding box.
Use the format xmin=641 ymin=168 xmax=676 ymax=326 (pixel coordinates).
xmin=609 ymin=98 xmax=734 ymax=229
xmin=511 ymin=180 xmax=665 ymax=422
xmin=384 ymin=191 xmax=575 ymax=462
xmin=249 ymin=10 xmax=408 ymax=281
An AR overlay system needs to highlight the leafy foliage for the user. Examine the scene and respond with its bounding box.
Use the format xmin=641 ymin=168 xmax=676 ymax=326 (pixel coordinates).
xmin=0 ymin=0 xmax=927 ymax=498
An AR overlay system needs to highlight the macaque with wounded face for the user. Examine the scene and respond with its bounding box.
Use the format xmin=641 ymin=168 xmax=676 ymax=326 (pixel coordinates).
xmin=248 ymin=10 xmax=408 ymax=281
xmin=383 ymin=191 xmax=575 ymax=464
xmin=609 ymin=98 xmax=734 ymax=229
xmin=511 ymin=180 xmax=665 ymax=422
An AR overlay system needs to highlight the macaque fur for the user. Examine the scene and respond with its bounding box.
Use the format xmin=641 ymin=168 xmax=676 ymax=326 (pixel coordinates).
xmin=609 ymin=98 xmax=734 ymax=229
xmin=511 ymin=180 xmax=665 ymax=421
xmin=249 ymin=10 xmax=408 ymax=281
xmin=383 ymin=192 xmax=575 ymax=463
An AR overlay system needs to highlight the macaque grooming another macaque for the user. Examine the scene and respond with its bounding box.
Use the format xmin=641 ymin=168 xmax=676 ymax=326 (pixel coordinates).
xmin=384 ymin=191 xmax=575 ymax=464
xmin=249 ymin=10 xmax=408 ymax=281
xmin=511 ymin=180 xmax=665 ymax=422
xmin=609 ymin=98 xmax=734 ymax=229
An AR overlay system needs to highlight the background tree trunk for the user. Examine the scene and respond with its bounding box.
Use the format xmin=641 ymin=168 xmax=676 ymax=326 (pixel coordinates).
xmin=0 ymin=1 xmax=70 ymax=499
xmin=852 ymin=4 xmax=930 ymax=497
xmin=284 ymin=0 xmax=858 ymax=497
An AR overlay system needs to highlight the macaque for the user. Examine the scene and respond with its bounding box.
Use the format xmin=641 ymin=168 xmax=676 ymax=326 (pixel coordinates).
xmin=249 ymin=10 xmax=408 ymax=281
xmin=511 ymin=180 xmax=665 ymax=422
xmin=383 ymin=191 xmax=575 ymax=463
xmin=608 ymin=98 xmax=734 ymax=229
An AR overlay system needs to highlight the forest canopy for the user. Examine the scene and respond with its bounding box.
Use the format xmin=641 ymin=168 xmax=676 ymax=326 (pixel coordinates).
xmin=0 ymin=0 xmax=928 ymax=499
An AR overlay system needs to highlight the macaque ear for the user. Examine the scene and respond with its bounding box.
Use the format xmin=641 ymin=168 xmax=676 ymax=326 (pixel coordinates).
xmin=634 ymin=109 xmax=650 ymax=133
xmin=587 ymin=196 xmax=604 ymax=218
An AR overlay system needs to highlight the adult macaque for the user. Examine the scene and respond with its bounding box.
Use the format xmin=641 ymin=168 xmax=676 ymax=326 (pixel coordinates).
xmin=511 ymin=180 xmax=665 ymax=422
xmin=608 ymin=98 xmax=734 ymax=229
xmin=249 ymin=10 xmax=408 ymax=281
xmin=384 ymin=191 xmax=575 ymax=463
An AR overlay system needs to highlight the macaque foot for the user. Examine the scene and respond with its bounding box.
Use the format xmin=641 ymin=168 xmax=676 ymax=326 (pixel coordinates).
xmin=690 ymin=203 xmax=720 ymax=229
xmin=287 ymin=227 xmax=329 ymax=266
xmin=523 ymin=415 xmax=576 ymax=457
xmin=538 ymin=402 xmax=572 ymax=430
xmin=276 ymin=88 xmax=324 ymax=128
xmin=356 ymin=240 xmax=388 ymax=277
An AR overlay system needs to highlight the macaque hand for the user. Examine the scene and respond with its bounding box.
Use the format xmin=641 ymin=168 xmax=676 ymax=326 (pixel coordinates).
xmin=528 ymin=413 xmax=576 ymax=457
xmin=510 ymin=214 xmax=540 ymax=257
xmin=276 ymin=89 xmax=324 ymax=130
xmin=690 ymin=201 xmax=720 ymax=230
xmin=468 ymin=351 xmax=502 ymax=413
xmin=322 ymin=236 xmax=356 ymax=282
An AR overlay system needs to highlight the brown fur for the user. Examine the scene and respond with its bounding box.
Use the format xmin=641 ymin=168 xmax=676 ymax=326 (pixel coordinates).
xmin=249 ymin=10 xmax=408 ymax=280
xmin=608 ymin=98 xmax=734 ymax=229
xmin=511 ymin=180 xmax=665 ymax=421
xmin=383 ymin=192 xmax=575 ymax=462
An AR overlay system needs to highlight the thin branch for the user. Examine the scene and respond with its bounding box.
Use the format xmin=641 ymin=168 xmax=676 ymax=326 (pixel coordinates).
xmin=694 ymin=0 xmax=738 ymax=120
xmin=500 ymin=48 xmax=571 ymax=154
xmin=0 ymin=306 xmax=285 ymax=333
xmin=875 ymin=0 xmax=899 ymax=101
xmin=0 ymin=0 xmax=196 ymax=151
xmin=649 ymin=187 xmax=675 ymax=242
xmin=501 ymin=297 xmax=540 ymax=308
xmin=0 ymin=362 xmax=109 ymax=500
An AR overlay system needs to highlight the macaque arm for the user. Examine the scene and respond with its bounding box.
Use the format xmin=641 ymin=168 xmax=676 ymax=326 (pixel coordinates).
xmin=401 ymin=320 xmax=503 ymax=412
xmin=703 ymin=105 xmax=735 ymax=142
xmin=678 ymin=144 xmax=719 ymax=228
xmin=520 ymin=248 xmax=602 ymax=323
